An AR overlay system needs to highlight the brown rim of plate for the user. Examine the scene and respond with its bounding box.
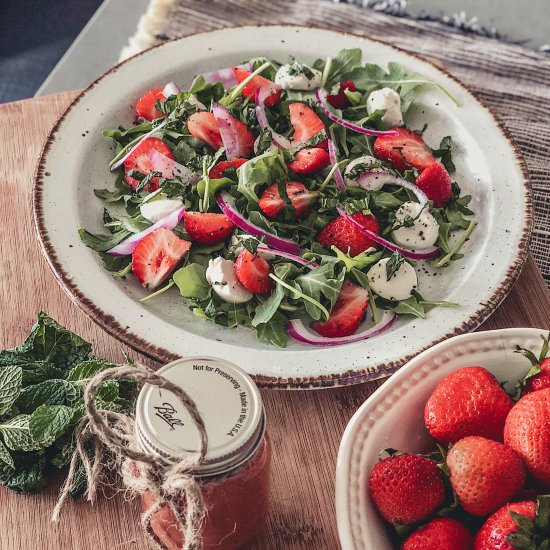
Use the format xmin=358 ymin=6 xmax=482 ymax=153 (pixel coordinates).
xmin=32 ymin=24 xmax=534 ymax=390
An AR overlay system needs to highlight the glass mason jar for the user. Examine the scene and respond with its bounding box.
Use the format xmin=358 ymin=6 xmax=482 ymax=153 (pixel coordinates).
xmin=135 ymin=357 xmax=271 ymax=550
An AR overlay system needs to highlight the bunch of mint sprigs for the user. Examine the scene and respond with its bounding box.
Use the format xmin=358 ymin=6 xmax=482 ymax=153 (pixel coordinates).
xmin=0 ymin=313 xmax=135 ymax=494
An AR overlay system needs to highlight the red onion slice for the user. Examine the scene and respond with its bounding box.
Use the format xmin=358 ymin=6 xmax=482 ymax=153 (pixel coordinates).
xmin=216 ymin=191 xmax=301 ymax=255
xmin=110 ymin=118 xmax=169 ymax=171
xmin=201 ymin=63 xmax=252 ymax=87
xmin=256 ymin=246 xmax=319 ymax=268
xmin=315 ymin=88 xmax=399 ymax=137
xmin=255 ymin=86 xmax=291 ymax=149
xmin=356 ymin=171 xmax=428 ymax=204
xmin=107 ymin=206 xmax=185 ymax=256
xmin=211 ymin=102 xmax=247 ymax=160
xmin=335 ymin=203 xmax=439 ymax=260
xmin=287 ymin=310 xmax=396 ymax=346
xmin=149 ymin=149 xmax=197 ymax=184
xmin=327 ymin=138 xmax=347 ymax=193
xmin=162 ymin=82 xmax=180 ymax=98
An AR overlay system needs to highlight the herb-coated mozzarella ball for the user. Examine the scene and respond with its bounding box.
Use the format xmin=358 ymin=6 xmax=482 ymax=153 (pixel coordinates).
xmin=367 ymin=87 xmax=404 ymax=127
xmin=140 ymin=198 xmax=184 ymax=223
xmin=391 ymin=202 xmax=439 ymax=250
xmin=206 ymin=257 xmax=253 ymax=304
xmin=275 ymin=64 xmax=322 ymax=91
xmin=344 ymin=155 xmax=393 ymax=190
xmin=367 ymin=258 xmax=418 ymax=301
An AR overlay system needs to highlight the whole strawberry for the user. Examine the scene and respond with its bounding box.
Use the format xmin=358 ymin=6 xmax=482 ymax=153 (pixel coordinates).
xmin=424 ymin=366 xmax=513 ymax=444
xmin=515 ymin=333 xmax=550 ymax=396
xmin=402 ymin=518 xmax=472 ymax=550
xmin=446 ymin=436 xmax=525 ymax=516
xmin=368 ymin=453 xmax=446 ymax=525
xmin=504 ymin=388 xmax=550 ymax=487
xmin=474 ymin=497 xmax=550 ymax=550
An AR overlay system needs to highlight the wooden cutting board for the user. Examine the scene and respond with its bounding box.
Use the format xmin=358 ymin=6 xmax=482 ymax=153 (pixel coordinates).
xmin=0 ymin=92 xmax=548 ymax=550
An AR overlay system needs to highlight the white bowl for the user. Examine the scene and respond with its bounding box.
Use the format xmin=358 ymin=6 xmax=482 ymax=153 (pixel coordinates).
xmin=34 ymin=26 xmax=532 ymax=388
xmin=335 ymin=327 xmax=547 ymax=549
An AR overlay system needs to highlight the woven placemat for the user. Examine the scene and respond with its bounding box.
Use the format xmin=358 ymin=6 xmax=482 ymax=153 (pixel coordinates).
xmin=121 ymin=0 xmax=550 ymax=284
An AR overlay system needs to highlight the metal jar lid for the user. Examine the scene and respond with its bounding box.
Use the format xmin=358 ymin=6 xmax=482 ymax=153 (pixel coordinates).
xmin=135 ymin=357 xmax=265 ymax=477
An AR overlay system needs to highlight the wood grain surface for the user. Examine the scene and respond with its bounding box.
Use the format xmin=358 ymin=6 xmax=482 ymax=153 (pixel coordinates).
xmin=0 ymin=92 xmax=548 ymax=550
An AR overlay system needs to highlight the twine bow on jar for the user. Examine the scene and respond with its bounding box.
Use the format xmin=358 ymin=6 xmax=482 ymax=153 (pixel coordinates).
xmin=52 ymin=363 xmax=209 ymax=550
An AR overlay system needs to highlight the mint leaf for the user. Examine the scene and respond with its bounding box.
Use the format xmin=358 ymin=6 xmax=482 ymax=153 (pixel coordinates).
xmin=15 ymin=379 xmax=78 ymax=413
xmin=0 ymin=438 xmax=14 ymax=469
xmin=0 ymin=415 xmax=41 ymax=451
xmin=173 ymin=264 xmax=211 ymax=300
xmin=432 ymin=136 xmax=456 ymax=173
xmin=66 ymin=360 xmax=116 ymax=384
xmin=29 ymin=405 xmax=73 ymax=447
xmin=4 ymin=454 xmax=47 ymax=493
xmin=0 ymin=366 xmax=22 ymax=416
xmin=0 ymin=313 xmax=92 ymax=370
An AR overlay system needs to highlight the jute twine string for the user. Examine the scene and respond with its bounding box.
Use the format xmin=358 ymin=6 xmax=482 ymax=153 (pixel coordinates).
xmin=52 ymin=363 xmax=209 ymax=550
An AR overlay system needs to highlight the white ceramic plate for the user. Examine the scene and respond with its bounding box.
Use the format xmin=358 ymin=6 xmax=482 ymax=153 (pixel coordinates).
xmin=335 ymin=327 xmax=547 ymax=549
xmin=34 ymin=26 xmax=532 ymax=388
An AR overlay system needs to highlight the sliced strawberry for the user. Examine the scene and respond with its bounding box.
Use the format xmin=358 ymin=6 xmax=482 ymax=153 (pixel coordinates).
xmin=208 ymin=158 xmax=248 ymax=179
xmin=131 ymin=228 xmax=191 ymax=290
xmin=258 ymin=181 xmax=316 ymax=220
xmin=326 ymin=81 xmax=356 ymax=109
xmin=233 ymin=67 xmax=281 ymax=107
xmin=374 ymin=127 xmax=436 ymax=172
xmin=415 ymin=162 xmax=452 ymax=208
xmin=288 ymin=148 xmax=330 ymax=174
xmin=187 ymin=112 xmax=223 ymax=150
xmin=234 ymin=249 xmax=273 ymax=294
xmin=317 ymin=212 xmax=380 ymax=256
xmin=313 ymin=280 xmax=369 ymax=337
xmin=217 ymin=112 xmax=255 ymax=158
xmin=124 ymin=137 xmax=174 ymax=191
xmin=289 ymin=103 xmax=326 ymax=147
xmin=184 ymin=212 xmax=235 ymax=245
xmin=136 ymin=87 xmax=166 ymax=121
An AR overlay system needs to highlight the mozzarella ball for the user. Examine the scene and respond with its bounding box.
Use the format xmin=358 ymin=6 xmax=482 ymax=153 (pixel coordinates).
xmin=367 ymin=87 xmax=404 ymax=127
xmin=205 ymin=257 xmax=252 ymax=304
xmin=391 ymin=202 xmax=439 ymax=250
xmin=367 ymin=258 xmax=418 ymax=301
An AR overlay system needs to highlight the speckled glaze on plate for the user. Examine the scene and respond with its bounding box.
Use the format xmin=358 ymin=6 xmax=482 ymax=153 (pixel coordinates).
xmin=335 ymin=327 xmax=546 ymax=549
xmin=33 ymin=26 xmax=532 ymax=389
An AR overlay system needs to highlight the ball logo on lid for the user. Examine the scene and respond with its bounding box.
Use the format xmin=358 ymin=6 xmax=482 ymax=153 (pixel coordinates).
xmin=153 ymin=402 xmax=184 ymax=431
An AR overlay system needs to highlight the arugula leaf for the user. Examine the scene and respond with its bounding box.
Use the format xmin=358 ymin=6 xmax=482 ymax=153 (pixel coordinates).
xmin=316 ymin=49 xmax=363 ymax=90
xmin=432 ymin=136 xmax=456 ymax=173
xmin=386 ymin=251 xmax=405 ymax=281
xmin=252 ymin=263 xmax=297 ymax=327
xmin=389 ymin=296 xmax=427 ymax=319
xmin=255 ymin=311 xmax=289 ymax=348
xmin=0 ymin=367 xmax=22 ymax=416
xmin=173 ymin=264 xmax=211 ymax=300
xmin=331 ymin=246 xmax=382 ymax=271
xmin=295 ymin=262 xmax=345 ymax=321
xmin=78 ymin=227 xmax=131 ymax=253
xmin=237 ymin=150 xmax=288 ymax=204
xmin=197 ymin=176 xmax=234 ymax=206
xmin=349 ymin=61 xmax=458 ymax=111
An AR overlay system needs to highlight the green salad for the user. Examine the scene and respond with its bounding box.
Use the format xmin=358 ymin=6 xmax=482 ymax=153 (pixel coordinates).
xmin=80 ymin=49 xmax=476 ymax=348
